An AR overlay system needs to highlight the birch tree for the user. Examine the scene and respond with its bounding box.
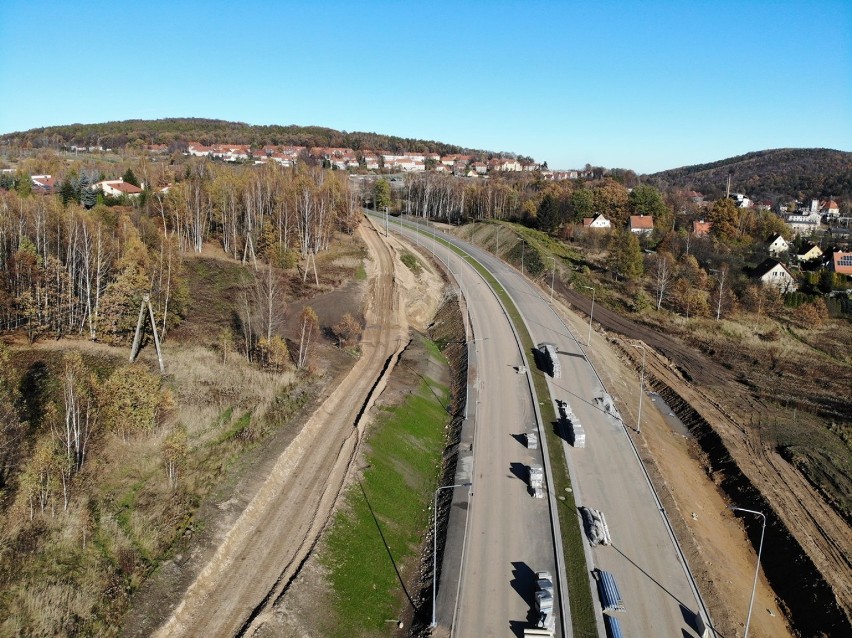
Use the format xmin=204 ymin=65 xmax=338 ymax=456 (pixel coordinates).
xmin=296 ymin=306 xmax=319 ymax=370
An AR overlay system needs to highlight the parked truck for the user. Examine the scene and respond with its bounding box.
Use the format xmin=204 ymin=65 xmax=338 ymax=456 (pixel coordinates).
xmin=528 ymin=464 xmax=545 ymax=498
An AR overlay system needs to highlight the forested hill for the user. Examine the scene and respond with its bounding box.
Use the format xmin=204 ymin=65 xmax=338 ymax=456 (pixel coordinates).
xmin=0 ymin=117 xmax=481 ymax=156
xmin=646 ymin=148 xmax=852 ymax=204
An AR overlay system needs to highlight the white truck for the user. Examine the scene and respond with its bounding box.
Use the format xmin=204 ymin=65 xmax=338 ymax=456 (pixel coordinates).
xmin=528 ymin=464 xmax=545 ymax=498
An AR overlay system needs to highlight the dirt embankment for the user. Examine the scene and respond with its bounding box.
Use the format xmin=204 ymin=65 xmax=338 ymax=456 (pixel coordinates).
xmin=123 ymin=217 xmax=411 ymax=637
xmin=252 ymin=226 xmax=455 ymax=637
xmin=555 ymin=275 xmax=852 ymax=635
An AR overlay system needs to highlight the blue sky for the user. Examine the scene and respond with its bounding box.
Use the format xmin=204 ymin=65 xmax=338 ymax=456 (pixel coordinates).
xmin=1 ymin=0 xmax=849 ymax=173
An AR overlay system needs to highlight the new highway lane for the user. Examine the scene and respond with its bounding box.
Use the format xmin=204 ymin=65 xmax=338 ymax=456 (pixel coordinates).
xmin=387 ymin=215 xmax=710 ymax=638
xmin=421 ymin=229 xmax=565 ymax=637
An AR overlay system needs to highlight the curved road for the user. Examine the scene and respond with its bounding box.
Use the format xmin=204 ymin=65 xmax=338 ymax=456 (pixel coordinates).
xmin=386 ymin=215 xmax=710 ymax=638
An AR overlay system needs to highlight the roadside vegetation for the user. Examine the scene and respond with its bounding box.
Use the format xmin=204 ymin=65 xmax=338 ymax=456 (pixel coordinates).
xmin=0 ymin=147 xmax=369 ymax=634
xmin=317 ymin=336 xmax=450 ymax=637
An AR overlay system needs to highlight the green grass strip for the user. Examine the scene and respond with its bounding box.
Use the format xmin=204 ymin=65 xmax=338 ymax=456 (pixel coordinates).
xmin=320 ymin=352 xmax=450 ymax=637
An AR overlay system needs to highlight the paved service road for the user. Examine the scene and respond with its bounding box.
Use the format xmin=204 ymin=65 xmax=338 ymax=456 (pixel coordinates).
xmin=389 ymin=216 xmax=710 ymax=638
xmin=408 ymin=227 xmax=565 ymax=637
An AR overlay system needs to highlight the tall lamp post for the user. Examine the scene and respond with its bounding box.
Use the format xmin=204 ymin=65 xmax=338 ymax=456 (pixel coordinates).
xmin=519 ymin=236 xmax=525 ymax=276
xmin=431 ymin=482 xmax=472 ymax=628
xmin=730 ymin=506 xmax=766 ymax=638
xmin=631 ymin=342 xmax=646 ymax=434
xmin=583 ymin=285 xmax=595 ymax=347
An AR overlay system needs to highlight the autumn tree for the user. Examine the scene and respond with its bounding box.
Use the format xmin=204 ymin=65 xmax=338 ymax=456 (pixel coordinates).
xmin=163 ymin=425 xmax=188 ymax=490
xmin=101 ymin=365 xmax=163 ymax=441
xmin=0 ymin=344 xmax=24 ymax=490
xmin=296 ymin=306 xmax=319 ymax=370
xmin=709 ymin=198 xmax=741 ymax=242
xmin=332 ymin=313 xmax=362 ymax=348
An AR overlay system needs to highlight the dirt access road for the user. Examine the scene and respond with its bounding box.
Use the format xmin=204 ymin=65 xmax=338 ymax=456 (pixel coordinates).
xmin=149 ymin=217 xmax=408 ymax=637
xmin=557 ymin=280 xmax=851 ymax=634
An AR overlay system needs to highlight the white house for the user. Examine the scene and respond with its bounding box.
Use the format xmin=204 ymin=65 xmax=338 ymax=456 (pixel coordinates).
xmin=629 ymin=215 xmax=654 ymax=235
xmin=767 ymin=233 xmax=789 ymax=257
xmin=583 ymin=214 xmax=611 ymax=229
xmin=785 ymin=211 xmax=821 ymax=235
xmin=93 ymin=179 xmax=142 ymax=198
xmin=752 ymin=258 xmax=797 ymax=292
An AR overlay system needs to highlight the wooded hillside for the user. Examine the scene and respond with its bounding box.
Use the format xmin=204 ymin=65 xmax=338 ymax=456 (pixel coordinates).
xmin=0 ymin=118 xmax=481 ymax=157
xmin=646 ymin=148 xmax=852 ymax=204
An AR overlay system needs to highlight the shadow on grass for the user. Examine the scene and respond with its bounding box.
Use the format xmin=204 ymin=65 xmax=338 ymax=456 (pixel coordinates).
xmin=358 ymin=480 xmax=418 ymax=612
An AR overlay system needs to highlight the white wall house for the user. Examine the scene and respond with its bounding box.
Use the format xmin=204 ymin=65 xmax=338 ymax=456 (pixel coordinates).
xmin=583 ymin=214 xmax=611 ymax=229
xmin=753 ymin=258 xmax=797 ymax=292
xmin=767 ymin=233 xmax=789 ymax=257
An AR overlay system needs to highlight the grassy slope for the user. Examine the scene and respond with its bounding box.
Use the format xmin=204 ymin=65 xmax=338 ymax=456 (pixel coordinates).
xmin=318 ymin=337 xmax=449 ymax=637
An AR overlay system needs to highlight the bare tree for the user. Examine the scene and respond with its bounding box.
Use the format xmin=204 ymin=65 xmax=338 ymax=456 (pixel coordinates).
xmin=297 ymin=306 xmax=319 ymax=370
xmin=653 ymin=253 xmax=673 ymax=311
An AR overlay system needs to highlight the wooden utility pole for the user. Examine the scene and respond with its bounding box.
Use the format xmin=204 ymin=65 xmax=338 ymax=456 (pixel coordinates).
xmin=130 ymin=293 xmax=165 ymax=373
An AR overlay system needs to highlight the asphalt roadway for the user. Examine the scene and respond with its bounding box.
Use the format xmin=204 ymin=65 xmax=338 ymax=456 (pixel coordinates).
xmin=385 ymin=215 xmax=709 ymax=638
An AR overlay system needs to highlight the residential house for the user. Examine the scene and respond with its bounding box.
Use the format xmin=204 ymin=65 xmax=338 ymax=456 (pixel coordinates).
xmin=144 ymin=144 xmax=169 ymax=154
xmin=362 ymin=154 xmax=380 ymax=170
xmin=186 ymin=142 xmax=213 ymax=157
xmin=685 ymin=190 xmax=704 ymax=203
xmin=752 ymin=258 xmax=797 ymax=292
xmin=785 ymin=211 xmax=821 ymax=236
xmin=692 ymin=220 xmax=712 ymax=237
xmin=629 ymin=215 xmax=654 ymax=235
xmin=93 ymin=179 xmax=143 ymax=198
xmin=472 ymin=162 xmax=487 ymax=174
xmin=766 ymin=233 xmax=789 ymax=257
xmin=545 ymin=170 xmax=579 ymax=181
xmin=488 ymin=158 xmax=522 ymax=172
xmin=830 ymin=251 xmax=852 ymax=276
xmin=583 ymin=214 xmax=611 ymax=229
xmin=797 ymin=243 xmax=823 ymax=263
xmin=31 ymin=174 xmax=57 ymax=193
xmin=728 ymin=193 xmax=753 ymax=208
xmin=820 ymin=199 xmax=840 ymax=219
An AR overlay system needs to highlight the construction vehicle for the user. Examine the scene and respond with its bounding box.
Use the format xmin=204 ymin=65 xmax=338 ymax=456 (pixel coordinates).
xmin=528 ymin=464 xmax=545 ymax=498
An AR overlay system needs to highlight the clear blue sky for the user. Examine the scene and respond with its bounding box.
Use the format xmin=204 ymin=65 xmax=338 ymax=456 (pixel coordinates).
xmin=1 ymin=1 xmax=849 ymax=173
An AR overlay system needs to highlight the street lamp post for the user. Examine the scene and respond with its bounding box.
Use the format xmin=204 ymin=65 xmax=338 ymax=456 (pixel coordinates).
xmin=632 ymin=342 xmax=646 ymax=434
xmin=583 ymin=285 xmax=595 ymax=347
xmin=549 ymin=257 xmax=557 ymax=303
xmin=432 ymin=482 xmax=472 ymax=628
xmin=521 ymin=238 xmax=525 ymax=276
xmin=385 ymin=206 xmax=389 ymax=237
xmin=730 ymin=506 xmax=766 ymax=638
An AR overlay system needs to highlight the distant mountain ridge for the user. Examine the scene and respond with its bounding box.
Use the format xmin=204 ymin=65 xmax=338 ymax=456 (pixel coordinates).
xmin=646 ymin=148 xmax=852 ymax=204
xmin=0 ymin=117 xmax=488 ymax=157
